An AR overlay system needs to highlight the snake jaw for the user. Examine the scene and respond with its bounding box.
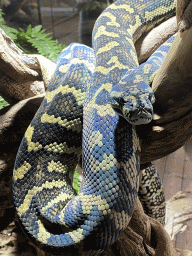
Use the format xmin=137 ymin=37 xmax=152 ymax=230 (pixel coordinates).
xmin=110 ymin=74 xmax=155 ymax=125
xmin=123 ymin=106 xmax=153 ymax=125
xmin=110 ymin=96 xmax=153 ymax=125
xmin=110 ymin=86 xmax=155 ymax=125
xmin=122 ymin=91 xmax=155 ymax=125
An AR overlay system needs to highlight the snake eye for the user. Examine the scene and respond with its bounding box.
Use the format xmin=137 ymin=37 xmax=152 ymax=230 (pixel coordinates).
xmin=149 ymin=94 xmax=152 ymax=100
xmin=148 ymin=93 xmax=155 ymax=104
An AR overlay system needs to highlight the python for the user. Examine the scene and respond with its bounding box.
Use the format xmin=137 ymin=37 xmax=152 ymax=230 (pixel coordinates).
xmin=13 ymin=0 xmax=176 ymax=253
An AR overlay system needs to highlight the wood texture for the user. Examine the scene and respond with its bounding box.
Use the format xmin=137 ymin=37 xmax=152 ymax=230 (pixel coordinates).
xmin=154 ymin=137 xmax=192 ymax=251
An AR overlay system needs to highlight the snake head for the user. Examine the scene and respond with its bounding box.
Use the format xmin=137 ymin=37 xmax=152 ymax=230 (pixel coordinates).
xmin=109 ymin=79 xmax=155 ymax=125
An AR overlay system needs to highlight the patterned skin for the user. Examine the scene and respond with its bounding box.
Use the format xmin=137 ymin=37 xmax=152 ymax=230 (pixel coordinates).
xmin=110 ymin=34 xmax=176 ymax=225
xmin=109 ymin=34 xmax=176 ymax=125
xmin=13 ymin=0 xmax=176 ymax=253
xmin=13 ymin=44 xmax=96 ymax=249
xmin=139 ymin=164 xmax=166 ymax=225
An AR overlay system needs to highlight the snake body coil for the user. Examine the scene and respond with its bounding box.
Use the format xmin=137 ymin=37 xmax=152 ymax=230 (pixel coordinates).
xmin=13 ymin=0 xmax=176 ymax=253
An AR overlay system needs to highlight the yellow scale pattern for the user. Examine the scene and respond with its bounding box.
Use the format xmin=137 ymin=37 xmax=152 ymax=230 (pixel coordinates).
xmin=13 ymin=0 xmax=176 ymax=252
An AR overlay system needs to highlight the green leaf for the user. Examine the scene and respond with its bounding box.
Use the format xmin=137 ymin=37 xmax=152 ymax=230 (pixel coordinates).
xmin=26 ymin=24 xmax=32 ymax=36
xmin=0 ymin=96 xmax=9 ymax=109
xmin=18 ymin=27 xmax=25 ymax=33
xmin=8 ymin=22 xmax=65 ymax=60
xmin=31 ymin=25 xmax=42 ymax=35
xmin=0 ymin=11 xmax=18 ymax=40
xmin=1 ymin=25 xmax=18 ymax=40
xmin=0 ymin=9 xmax=66 ymax=63
xmin=73 ymin=168 xmax=80 ymax=194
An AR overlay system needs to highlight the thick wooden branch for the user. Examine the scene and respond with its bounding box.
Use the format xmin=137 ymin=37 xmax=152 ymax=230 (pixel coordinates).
xmin=140 ymin=10 xmax=192 ymax=164
xmin=177 ymin=0 xmax=192 ymax=30
xmin=0 ymin=28 xmax=55 ymax=104
xmin=136 ymin=16 xmax=177 ymax=63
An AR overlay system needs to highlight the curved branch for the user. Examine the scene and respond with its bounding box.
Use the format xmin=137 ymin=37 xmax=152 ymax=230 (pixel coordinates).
xmin=0 ymin=29 xmax=55 ymax=104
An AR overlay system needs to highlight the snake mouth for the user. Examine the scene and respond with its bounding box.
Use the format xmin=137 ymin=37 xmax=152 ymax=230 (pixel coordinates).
xmin=128 ymin=115 xmax=153 ymax=125
xmin=111 ymin=106 xmax=153 ymax=125
xmin=124 ymin=108 xmax=153 ymax=125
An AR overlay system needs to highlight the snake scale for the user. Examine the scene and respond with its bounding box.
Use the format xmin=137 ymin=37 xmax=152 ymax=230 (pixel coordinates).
xmin=13 ymin=0 xmax=176 ymax=253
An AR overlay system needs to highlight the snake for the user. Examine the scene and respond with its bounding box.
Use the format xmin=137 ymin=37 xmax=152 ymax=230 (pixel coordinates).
xmin=13 ymin=0 xmax=176 ymax=253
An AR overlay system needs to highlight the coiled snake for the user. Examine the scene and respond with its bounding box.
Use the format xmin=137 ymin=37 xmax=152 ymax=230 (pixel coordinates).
xmin=13 ymin=0 xmax=176 ymax=253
